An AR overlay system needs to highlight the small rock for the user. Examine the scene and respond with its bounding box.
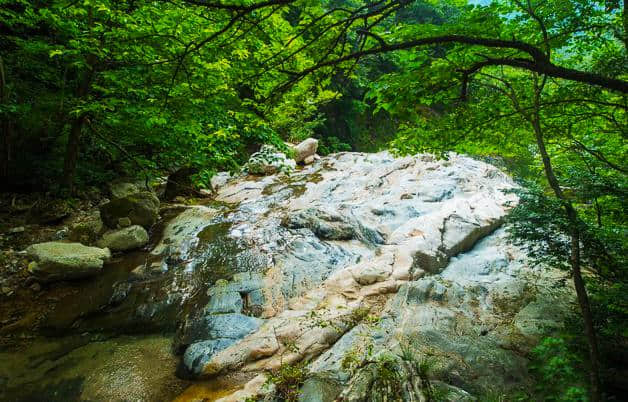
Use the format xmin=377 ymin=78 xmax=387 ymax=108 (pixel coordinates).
xmin=149 ymin=261 xmax=164 ymax=274
xmin=117 ymin=217 xmax=132 ymax=228
xmin=210 ymin=172 xmax=231 ymax=191
xmin=130 ymin=265 xmax=146 ymax=278
xmin=97 ymin=225 xmax=149 ymax=252
xmin=53 ymin=227 xmax=69 ymax=240
xmin=303 ymin=155 xmax=316 ymax=165
xmin=30 ymin=282 xmax=41 ymax=292
xmin=8 ymin=226 xmax=25 ymax=234
xmin=244 ymin=145 xmax=296 ymax=175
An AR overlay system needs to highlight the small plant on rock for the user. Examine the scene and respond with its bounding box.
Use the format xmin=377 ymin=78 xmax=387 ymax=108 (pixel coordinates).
xmin=265 ymin=360 xmax=309 ymax=402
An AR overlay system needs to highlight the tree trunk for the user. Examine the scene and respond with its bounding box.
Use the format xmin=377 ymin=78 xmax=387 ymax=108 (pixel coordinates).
xmin=62 ymin=115 xmax=86 ymax=191
xmin=530 ymin=114 xmax=602 ymax=402
xmin=61 ymin=6 xmax=95 ymax=192
xmin=0 ymin=55 xmax=11 ymax=188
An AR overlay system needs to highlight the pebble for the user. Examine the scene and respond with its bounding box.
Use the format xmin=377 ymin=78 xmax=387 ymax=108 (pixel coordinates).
xmin=54 ymin=227 xmax=69 ymax=240
xmin=30 ymin=283 xmax=41 ymax=292
xmin=8 ymin=226 xmax=25 ymax=234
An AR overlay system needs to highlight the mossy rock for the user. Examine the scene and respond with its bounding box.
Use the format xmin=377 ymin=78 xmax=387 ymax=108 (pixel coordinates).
xmin=69 ymin=214 xmax=104 ymax=245
xmin=100 ymin=191 xmax=160 ymax=229
xmin=96 ymin=225 xmax=149 ymax=252
xmin=26 ymin=242 xmax=111 ymax=282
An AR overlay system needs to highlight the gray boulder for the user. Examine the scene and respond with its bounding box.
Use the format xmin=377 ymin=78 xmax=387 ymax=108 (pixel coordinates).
xmin=292 ymin=138 xmax=318 ymax=163
xmin=179 ymin=313 xmax=264 ymax=376
xmin=210 ymin=172 xmax=232 ymax=192
xmin=299 ymin=377 xmax=342 ymax=402
xmin=100 ymin=191 xmax=159 ymax=229
xmin=182 ymin=339 xmax=236 ymax=376
xmin=26 ymin=242 xmax=111 ymax=282
xmin=97 ymin=225 xmax=149 ymax=252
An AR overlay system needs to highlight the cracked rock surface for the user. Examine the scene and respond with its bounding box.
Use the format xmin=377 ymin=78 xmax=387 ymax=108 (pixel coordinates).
xmin=153 ymin=152 xmax=573 ymax=400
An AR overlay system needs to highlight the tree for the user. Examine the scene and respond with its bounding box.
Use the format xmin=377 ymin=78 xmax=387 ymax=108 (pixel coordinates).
xmin=0 ymin=0 xmax=333 ymax=191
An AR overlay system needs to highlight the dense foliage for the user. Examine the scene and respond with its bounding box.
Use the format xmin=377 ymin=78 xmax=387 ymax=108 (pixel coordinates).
xmin=1 ymin=0 xmax=626 ymax=400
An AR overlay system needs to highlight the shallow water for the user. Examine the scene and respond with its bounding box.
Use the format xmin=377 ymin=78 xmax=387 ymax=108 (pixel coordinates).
xmin=0 ymin=206 xmax=250 ymax=401
xmin=0 ymin=334 xmax=189 ymax=401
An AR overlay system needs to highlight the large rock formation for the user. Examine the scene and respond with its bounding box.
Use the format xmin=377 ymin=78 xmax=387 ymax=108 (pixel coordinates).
xmin=95 ymin=152 xmax=572 ymax=400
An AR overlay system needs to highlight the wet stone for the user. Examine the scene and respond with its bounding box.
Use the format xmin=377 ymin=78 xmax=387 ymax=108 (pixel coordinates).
xmin=182 ymin=339 xmax=236 ymax=376
xmin=205 ymin=290 xmax=243 ymax=314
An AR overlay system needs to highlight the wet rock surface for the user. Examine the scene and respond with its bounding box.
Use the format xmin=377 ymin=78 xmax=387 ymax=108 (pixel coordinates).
xmin=167 ymin=151 xmax=574 ymax=401
xmin=0 ymin=151 xmax=576 ymax=401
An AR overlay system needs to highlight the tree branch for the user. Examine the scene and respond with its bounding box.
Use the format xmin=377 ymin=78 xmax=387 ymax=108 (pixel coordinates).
xmin=275 ymin=35 xmax=628 ymax=95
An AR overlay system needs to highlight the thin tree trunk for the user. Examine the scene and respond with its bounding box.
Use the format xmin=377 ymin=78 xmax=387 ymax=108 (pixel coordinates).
xmin=529 ymin=91 xmax=602 ymax=401
xmin=0 ymin=55 xmax=11 ymax=187
xmin=61 ymin=7 xmax=95 ymax=192
xmin=594 ymin=197 xmax=602 ymax=228
xmin=62 ymin=115 xmax=86 ymax=190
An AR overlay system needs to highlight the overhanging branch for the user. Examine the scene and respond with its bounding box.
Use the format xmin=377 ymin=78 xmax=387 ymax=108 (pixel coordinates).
xmin=276 ymin=35 xmax=628 ymax=95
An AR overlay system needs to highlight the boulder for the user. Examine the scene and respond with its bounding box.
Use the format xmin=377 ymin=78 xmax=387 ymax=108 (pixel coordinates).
xmin=299 ymin=377 xmax=343 ymax=402
xmin=178 ymin=313 xmax=264 ymax=376
xmin=100 ymin=191 xmax=159 ymax=229
xmin=164 ymin=167 xmax=199 ymax=201
xmin=69 ymin=213 xmax=104 ymax=245
xmin=292 ymin=138 xmax=318 ymax=163
xmin=108 ymin=181 xmax=140 ymax=199
xmin=97 ymin=225 xmax=149 ymax=252
xmin=182 ymin=339 xmax=236 ymax=377
xmin=26 ymin=242 xmax=111 ymax=282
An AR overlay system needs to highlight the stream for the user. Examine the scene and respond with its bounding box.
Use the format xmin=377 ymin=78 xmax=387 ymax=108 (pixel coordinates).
xmin=0 ymin=205 xmax=250 ymax=401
